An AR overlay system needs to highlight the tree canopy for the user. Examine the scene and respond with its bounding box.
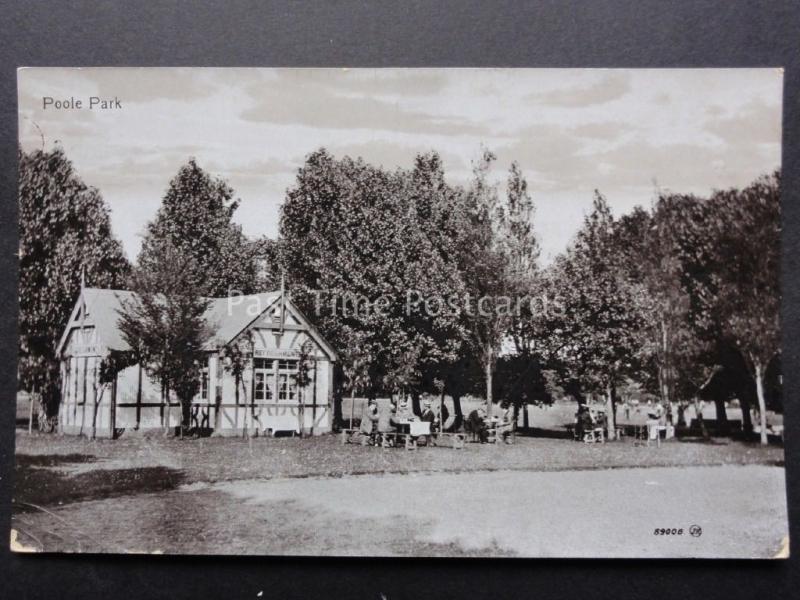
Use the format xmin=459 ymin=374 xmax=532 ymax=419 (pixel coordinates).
xmin=138 ymin=159 xmax=260 ymax=297
xmin=18 ymin=147 xmax=130 ymax=416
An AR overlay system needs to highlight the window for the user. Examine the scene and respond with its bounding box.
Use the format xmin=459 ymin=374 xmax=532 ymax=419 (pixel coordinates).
xmin=254 ymin=358 xmax=274 ymax=402
xmin=278 ymin=359 xmax=299 ymax=402
xmin=198 ymin=368 xmax=209 ymax=401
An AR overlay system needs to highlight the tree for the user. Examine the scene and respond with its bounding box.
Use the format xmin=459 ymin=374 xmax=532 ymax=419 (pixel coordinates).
xmin=555 ymin=192 xmax=646 ymax=439
xmin=139 ymin=159 xmax=260 ymax=297
xmin=18 ymin=147 xmax=130 ymax=425
xmin=455 ymin=149 xmax=511 ymax=418
xmin=90 ymin=350 xmax=137 ymax=440
xmin=499 ymin=161 xmax=541 ymax=357
xmin=702 ymin=173 xmax=781 ymax=444
xmin=280 ymin=149 xmax=465 ymax=420
xmin=294 ymin=340 xmax=315 ymax=437
xmin=117 ymin=239 xmax=211 ymax=435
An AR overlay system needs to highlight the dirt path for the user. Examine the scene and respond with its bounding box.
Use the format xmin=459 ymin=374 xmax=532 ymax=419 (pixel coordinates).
xmin=13 ymin=464 xmax=788 ymax=557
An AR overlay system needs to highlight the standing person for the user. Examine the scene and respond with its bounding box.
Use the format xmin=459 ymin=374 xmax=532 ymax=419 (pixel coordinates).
xmin=359 ymin=399 xmax=379 ymax=445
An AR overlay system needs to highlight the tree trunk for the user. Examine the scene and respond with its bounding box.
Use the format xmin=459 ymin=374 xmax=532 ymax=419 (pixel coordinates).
xmin=349 ymin=388 xmax=356 ymax=430
xmin=411 ymin=390 xmax=422 ymax=417
xmin=164 ymin=400 xmax=172 ymax=437
xmin=298 ymin=388 xmax=304 ymax=439
xmin=713 ymin=396 xmax=730 ymax=436
xmin=605 ymin=383 xmax=617 ymax=441
xmin=90 ymin=385 xmax=107 ymax=441
xmin=451 ymin=392 xmax=464 ymax=432
xmin=693 ymin=397 xmax=709 ymax=439
xmin=741 ymin=395 xmax=754 ymax=435
xmin=485 ymin=350 xmax=494 ymax=419
xmin=755 ymin=361 xmax=768 ymax=445
xmin=28 ymin=387 xmax=36 ymax=434
xmin=333 ymin=386 xmax=344 ymax=431
xmin=181 ymin=397 xmax=192 ymax=439
xmin=439 ymin=388 xmax=446 ymax=434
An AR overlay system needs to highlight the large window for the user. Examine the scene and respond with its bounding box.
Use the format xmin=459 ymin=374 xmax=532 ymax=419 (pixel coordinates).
xmin=278 ymin=359 xmax=299 ymax=402
xmin=254 ymin=358 xmax=274 ymax=402
xmin=250 ymin=358 xmax=300 ymax=403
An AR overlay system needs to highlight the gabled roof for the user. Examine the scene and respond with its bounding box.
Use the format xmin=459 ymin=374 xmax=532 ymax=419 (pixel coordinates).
xmin=56 ymin=288 xmax=336 ymax=361
xmin=203 ymin=292 xmax=280 ymax=348
xmin=55 ymin=288 xmax=137 ymax=355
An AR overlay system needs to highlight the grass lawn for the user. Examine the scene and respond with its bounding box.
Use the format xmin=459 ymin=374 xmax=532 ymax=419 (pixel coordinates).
xmin=11 ymin=428 xmax=788 ymax=556
xmin=14 ymin=428 xmax=783 ymax=509
xmin=12 ymin=419 xmax=787 ymax=556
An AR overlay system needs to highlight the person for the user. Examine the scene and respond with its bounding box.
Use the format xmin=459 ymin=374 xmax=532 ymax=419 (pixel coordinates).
xmin=397 ymin=396 xmax=415 ymax=421
xmin=420 ymin=399 xmax=438 ymax=428
xmin=497 ymin=403 xmax=515 ymax=443
xmin=419 ymin=399 xmax=438 ymax=445
xmin=378 ymin=400 xmax=399 ymax=446
xmin=467 ymin=407 xmax=488 ymax=442
xmin=359 ymin=398 xmax=379 ymax=445
xmin=575 ymin=404 xmax=593 ymax=441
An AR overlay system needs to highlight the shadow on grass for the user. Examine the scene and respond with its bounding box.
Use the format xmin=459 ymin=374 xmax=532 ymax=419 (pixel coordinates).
xmin=17 ymin=453 xmax=98 ymax=468
xmin=14 ymin=458 xmax=185 ymax=510
xmin=518 ymin=427 xmax=573 ymax=440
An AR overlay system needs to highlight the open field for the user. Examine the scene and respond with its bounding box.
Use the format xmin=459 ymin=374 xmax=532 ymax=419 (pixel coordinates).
xmin=12 ymin=428 xmax=788 ymax=557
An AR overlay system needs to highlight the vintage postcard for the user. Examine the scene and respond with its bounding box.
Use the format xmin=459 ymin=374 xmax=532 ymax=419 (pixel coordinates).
xmin=13 ymin=67 xmax=788 ymax=557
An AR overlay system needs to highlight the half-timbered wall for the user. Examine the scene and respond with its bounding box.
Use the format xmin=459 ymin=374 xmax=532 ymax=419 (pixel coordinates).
xmin=57 ymin=293 xmax=334 ymax=437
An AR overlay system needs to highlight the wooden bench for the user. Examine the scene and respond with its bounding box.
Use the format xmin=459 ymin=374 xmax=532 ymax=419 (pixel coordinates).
xmin=340 ymin=428 xmax=466 ymax=450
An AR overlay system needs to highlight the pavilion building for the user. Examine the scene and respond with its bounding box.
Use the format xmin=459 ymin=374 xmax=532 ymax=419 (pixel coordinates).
xmin=55 ymin=287 xmax=337 ymax=438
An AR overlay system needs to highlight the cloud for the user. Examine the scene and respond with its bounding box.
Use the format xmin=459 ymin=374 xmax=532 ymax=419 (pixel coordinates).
xmin=571 ymin=121 xmax=632 ymax=139
xmin=239 ymin=74 xmax=492 ymax=137
xmin=526 ymin=72 xmax=631 ymax=108
xmin=15 ymin=68 xmax=784 ymax=264
xmin=704 ymin=99 xmax=782 ymax=145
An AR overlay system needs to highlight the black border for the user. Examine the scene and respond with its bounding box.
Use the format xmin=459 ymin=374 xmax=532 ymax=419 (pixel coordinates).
xmin=2 ymin=1 xmax=799 ymax=599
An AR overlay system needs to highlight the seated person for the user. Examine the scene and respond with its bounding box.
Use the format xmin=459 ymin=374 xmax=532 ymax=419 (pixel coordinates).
xmin=497 ymin=403 xmax=514 ymax=443
xmin=418 ymin=399 xmax=438 ymax=445
xmin=359 ymin=398 xmax=380 ymax=444
xmin=379 ymin=400 xmax=399 ymax=446
xmin=397 ymin=397 xmax=416 ymax=422
xmin=467 ymin=407 xmax=489 ymax=442
xmin=420 ymin=399 xmax=438 ymax=429
xmin=575 ymin=405 xmax=593 ymax=440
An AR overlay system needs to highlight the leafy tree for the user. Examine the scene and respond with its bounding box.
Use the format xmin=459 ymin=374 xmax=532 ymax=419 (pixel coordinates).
xmin=701 ymin=173 xmax=781 ymax=444
xmin=18 ymin=147 xmax=129 ymax=424
xmin=139 ymin=159 xmax=260 ymax=297
xmin=118 ymin=239 xmax=211 ymax=435
xmin=555 ymin=192 xmax=646 ymax=438
xmin=499 ymin=161 xmax=541 ymax=357
xmin=90 ymin=350 xmax=137 ymax=439
xmin=455 ymin=149 xmax=512 ymax=418
xmin=280 ymin=149 xmax=465 ymax=421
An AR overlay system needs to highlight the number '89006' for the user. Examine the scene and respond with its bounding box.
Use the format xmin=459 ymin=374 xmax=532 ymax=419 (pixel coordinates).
xmin=653 ymin=528 xmax=683 ymax=535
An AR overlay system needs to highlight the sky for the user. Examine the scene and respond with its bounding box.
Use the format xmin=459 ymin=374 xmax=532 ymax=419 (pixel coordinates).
xmin=18 ymin=68 xmax=783 ymax=264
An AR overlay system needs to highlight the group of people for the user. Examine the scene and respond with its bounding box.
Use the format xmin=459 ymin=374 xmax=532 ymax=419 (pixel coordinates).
xmin=358 ymin=397 xmax=515 ymax=446
xmin=358 ymin=396 xmax=440 ymax=446
xmin=465 ymin=404 xmax=515 ymax=444
xmin=573 ymin=404 xmax=599 ymax=440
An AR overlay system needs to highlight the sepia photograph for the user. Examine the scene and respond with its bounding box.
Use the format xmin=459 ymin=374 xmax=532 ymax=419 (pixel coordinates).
xmin=12 ymin=67 xmax=788 ymax=558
